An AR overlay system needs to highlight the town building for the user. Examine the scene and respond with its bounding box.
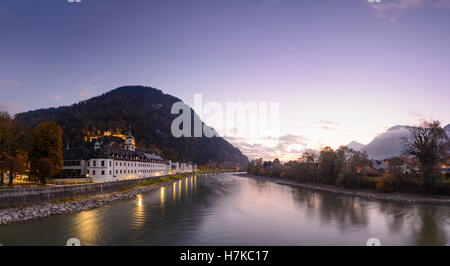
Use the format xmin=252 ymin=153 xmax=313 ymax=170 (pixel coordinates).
xmin=62 ymin=130 xmax=196 ymax=183
xmin=440 ymin=157 xmax=450 ymax=174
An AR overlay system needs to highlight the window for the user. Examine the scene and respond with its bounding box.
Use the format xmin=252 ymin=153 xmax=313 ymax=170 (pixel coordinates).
xmin=93 ymin=160 xmax=97 ymax=167
xmin=101 ymin=161 xmax=105 ymax=167
xmin=109 ymin=161 xmax=112 ymax=167
xmin=93 ymin=170 xmax=96 ymax=175
xmin=116 ymin=170 xmax=118 ymax=174
xmin=87 ymin=161 xmax=90 ymax=167
xmin=101 ymin=170 xmax=105 ymax=175
xmin=109 ymin=170 xmax=112 ymax=175
xmin=116 ymin=162 xmax=118 ymax=166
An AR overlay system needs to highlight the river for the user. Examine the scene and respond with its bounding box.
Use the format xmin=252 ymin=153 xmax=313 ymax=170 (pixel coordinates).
xmin=0 ymin=173 xmax=449 ymax=246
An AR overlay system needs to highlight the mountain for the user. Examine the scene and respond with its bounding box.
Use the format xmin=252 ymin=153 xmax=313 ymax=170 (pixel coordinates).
xmin=361 ymin=124 xmax=450 ymax=160
xmin=346 ymin=141 xmax=365 ymax=151
xmin=361 ymin=126 xmax=410 ymax=160
xmin=15 ymin=86 xmax=249 ymax=167
xmin=444 ymin=124 xmax=450 ymax=132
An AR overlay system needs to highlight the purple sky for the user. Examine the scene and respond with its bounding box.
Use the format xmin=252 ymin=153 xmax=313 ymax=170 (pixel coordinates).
xmin=1 ymin=0 xmax=449 ymax=160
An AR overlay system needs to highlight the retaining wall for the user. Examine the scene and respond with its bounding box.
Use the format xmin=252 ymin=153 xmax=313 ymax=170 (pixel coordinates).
xmin=0 ymin=175 xmax=167 ymax=208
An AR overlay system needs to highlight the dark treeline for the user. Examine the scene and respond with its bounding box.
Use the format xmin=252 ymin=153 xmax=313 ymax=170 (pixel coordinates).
xmin=249 ymin=120 xmax=450 ymax=195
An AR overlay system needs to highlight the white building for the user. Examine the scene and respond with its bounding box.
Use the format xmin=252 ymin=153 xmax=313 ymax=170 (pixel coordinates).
xmin=62 ymin=130 xmax=197 ymax=182
xmin=63 ymin=131 xmax=167 ymax=183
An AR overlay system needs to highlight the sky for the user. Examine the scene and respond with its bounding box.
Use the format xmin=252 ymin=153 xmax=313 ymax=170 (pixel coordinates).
xmin=0 ymin=0 xmax=449 ymax=161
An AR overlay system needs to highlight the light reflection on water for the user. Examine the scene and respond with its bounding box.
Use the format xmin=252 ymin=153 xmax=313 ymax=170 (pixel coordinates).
xmin=0 ymin=173 xmax=449 ymax=246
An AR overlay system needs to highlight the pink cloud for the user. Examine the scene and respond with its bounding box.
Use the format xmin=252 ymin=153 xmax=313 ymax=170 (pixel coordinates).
xmin=0 ymin=80 xmax=20 ymax=90
xmin=368 ymin=0 xmax=450 ymax=22
xmin=0 ymin=102 xmax=20 ymax=114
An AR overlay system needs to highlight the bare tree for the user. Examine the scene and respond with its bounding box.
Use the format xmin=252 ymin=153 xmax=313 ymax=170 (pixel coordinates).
xmin=403 ymin=120 xmax=449 ymax=192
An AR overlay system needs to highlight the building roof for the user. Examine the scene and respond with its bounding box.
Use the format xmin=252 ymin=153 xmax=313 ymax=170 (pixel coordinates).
xmin=143 ymin=153 xmax=164 ymax=161
xmin=126 ymin=130 xmax=134 ymax=139
xmin=63 ymin=145 xmax=164 ymax=162
xmin=63 ymin=147 xmax=91 ymax=160
xmin=89 ymin=146 xmax=163 ymax=162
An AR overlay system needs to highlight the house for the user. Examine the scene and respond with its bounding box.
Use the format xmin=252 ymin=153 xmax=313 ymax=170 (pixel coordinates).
xmin=371 ymin=159 xmax=388 ymax=173
xmin=62 ymin=147 xmax=90 ymax=178
xmin=440 ymin=157 xmax=450 ymax=174
xmin=383 ymin=157 xmax=419 ymax=174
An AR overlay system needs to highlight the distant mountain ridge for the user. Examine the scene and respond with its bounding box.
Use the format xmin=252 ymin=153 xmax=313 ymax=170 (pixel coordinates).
xmin=15 ymin=86 xmax=249 ymax=166
xmin=346 ymin=141 xmax=365 ymax=151
xmin=348 ymin=124 xmax=449 ymax=160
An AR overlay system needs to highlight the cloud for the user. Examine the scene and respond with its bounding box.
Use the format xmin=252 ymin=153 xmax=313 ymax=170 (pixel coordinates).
xmin=78 ymin=87 xmax=95 ymax=99
xmin=0 ymin=102 xmax=20 ymax=114
xmin=225 ymin=134 xmax=309 ymax=161
xmin=408 ymin=110 xmax=425 ymax=119
xmin=48 ymin=95 xmax=62 ymax=103
xmin=317 ymin=120 xmax=340 ymax=126
xmin=368 ymin=0 xmax=450 ymax=22
xmin=0 ymin=80 xmax=20 ymax=90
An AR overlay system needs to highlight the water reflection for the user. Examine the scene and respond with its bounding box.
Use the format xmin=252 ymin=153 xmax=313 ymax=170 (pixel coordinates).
xmin=0 ymin=173 xmax=448 ymax=246
xmin=132 ymin=194 xmax=145 ymax=230
xmin=160 ymin=187 xmax=165 ymax=205
xmin=72 ymin=209 xmax=101 ymax=244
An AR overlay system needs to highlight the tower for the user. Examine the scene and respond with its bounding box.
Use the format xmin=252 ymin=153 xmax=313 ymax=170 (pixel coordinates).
xmin=124 ymin=130 xmax=136 ymax=151
xmin=94 ymin=141 xmax=101 ymax=150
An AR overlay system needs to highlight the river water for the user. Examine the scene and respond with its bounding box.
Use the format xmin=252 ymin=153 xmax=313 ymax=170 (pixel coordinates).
xmin=0 ymin=173 xmax=449 ymax=246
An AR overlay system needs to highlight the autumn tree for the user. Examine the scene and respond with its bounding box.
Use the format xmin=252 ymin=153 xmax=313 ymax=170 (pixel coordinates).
xmin=403 ymin=120 xmax=449 ymax=192
xmin=318 ymin=146 xmax=338 ymax=184
xmin=0 ymin=112 xmax=12 ymax=186
xmin=2 ymin=156 xmax=26 ymax=186
xmin=9 ymin=119 xmax=32 ymax=158
xmin=270 ymin=158 xmax=283 ymax=177
xmin=31 ymin=158 xmax=55 ymax=185
xmin=30 ymin=122 xmax=63 ymax=178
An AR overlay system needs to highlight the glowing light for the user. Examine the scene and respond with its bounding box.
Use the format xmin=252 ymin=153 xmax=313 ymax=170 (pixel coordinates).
xmin=173 ymin=182 xmax=176 ymax=200
xmin=160 ymin=187 xmax=165 ymax=204
xmin=137 ymin=194 xmax=143 ymax=207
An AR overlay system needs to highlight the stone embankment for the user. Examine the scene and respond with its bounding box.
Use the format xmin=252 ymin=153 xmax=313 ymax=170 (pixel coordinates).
xmin=0 ymin=178 xmax=177 ymax=225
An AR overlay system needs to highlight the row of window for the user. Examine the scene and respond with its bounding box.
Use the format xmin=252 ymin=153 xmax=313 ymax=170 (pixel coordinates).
xmin=87 ymin=169 xmax=162 ymax=176
xmin=87 ymin=160 xmax=164 ymax=168
xmin=63 ymin=160 xmax=81 ymax=166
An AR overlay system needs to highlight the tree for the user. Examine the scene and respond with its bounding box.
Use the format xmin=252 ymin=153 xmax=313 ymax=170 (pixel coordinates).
xmin=2 ymin=156 xmax=26 ymax=186
xmin=9 ymin=119 xmax=31 ymax=158
xmin=336 ymin=149 xmax=370 ymax=188
xmin=0 ymin=112 xmax=12 ymax=186
xmin=403 ymin=120 xmax=449 ymax=193
xmin=270 ymin=158 xmax=283 ymax=177
xmin=30 ymin=122 xmax=63 ymax=178
xmin=31 ymin=158 xmax=55 ymax=185
xmin=318 ymin=147 xmax=337 ymax=184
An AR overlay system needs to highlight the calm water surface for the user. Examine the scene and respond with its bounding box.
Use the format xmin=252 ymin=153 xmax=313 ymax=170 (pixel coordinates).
xmin=0 ymin=173 xmax=449 ymax=246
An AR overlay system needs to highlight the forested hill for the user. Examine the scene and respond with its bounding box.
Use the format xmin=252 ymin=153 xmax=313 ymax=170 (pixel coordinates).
xmin=15 ymin=86 xmax=248 ymax=167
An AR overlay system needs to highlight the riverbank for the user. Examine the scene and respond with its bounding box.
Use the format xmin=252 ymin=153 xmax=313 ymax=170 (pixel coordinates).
xmin=0 ymin=175 xmax=187 ymax=225
xmin=236 ymin=173 xmax=450 ymax=205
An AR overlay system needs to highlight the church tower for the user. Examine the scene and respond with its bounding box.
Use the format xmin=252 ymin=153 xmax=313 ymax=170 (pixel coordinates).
xmin=124 ymin=130 xmax=136 ymax=151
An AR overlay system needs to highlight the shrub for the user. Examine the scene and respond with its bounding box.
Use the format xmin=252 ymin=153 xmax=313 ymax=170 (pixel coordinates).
xmin=361 ymin=176 xmax=376 ymax=189
xmin=336 ymin=167 xmax=362 ymax=188
xmin=434 ymin=180 xmax=450 ymax=196
xmin=376 ymin=174 xmax=394 ymax=193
